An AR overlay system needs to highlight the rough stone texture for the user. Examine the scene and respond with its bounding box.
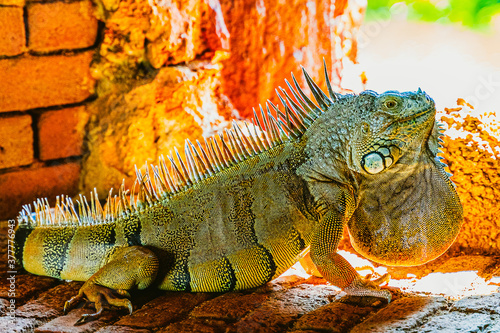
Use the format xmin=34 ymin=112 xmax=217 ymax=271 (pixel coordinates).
xmin=35 ymin=308 xmax=118 ymax=333
xmin=452 ymin=292 xmax=500 ymax=314
xmin=0 ymin=316 xmax=43 ymax=333
xmin=0 ymin=273 xmax=59 ymax=302
xmin=349 ymin=296 xmax=448 ymax=333
xmin=439 ymin=104 xmax=500 ymax=255
xmin=144 ymin=0 xmax=210 ymax=68
xmin=91 ymin=0 xmax=358 ymax=99
xmin=0 ymin=6 xmax=25 ymax=56
xmin=27 ymin=1 xmax=98 ymax=52
xmin=38 ymin=106 xmax=90 ymax=161
xmin=218 ymin=0 xmax=360 ymax=118
xmin=190 ymin=291 xmax=269 ymax=321
xmin=0 ymin=162 xmax=81 ymax=219
xmin=294 ymin=302 xmax=376 ymax=332
xmin=16 ymin=282 xmax=83 ymax=319
xmin=96 ymin=326 xmax=152 ymax=333
xmin=0 ymin=114 xmax=33 ymax=169
xmin=158 ymin=319 xmax=227 ymax=333
xmin=419 ymin=312 xmax=499 ymax=333
xmin=80 ymin=62 xmax=234 ymax=196
xmin=0 ymin=52 xmax=95 ymax=113
xmin=114 ymin=292 xmax=215 ymax=329
xmin=231 ymin=283 xmax=340 ymax=332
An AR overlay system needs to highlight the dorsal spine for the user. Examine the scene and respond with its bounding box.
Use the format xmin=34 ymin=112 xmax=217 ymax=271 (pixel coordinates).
xmin=18 ymin=65 xmax=336 ymax=229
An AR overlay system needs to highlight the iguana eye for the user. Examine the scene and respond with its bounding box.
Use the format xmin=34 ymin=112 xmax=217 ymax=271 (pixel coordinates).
xmin=384 ymin=100 xmax=397 ymax=109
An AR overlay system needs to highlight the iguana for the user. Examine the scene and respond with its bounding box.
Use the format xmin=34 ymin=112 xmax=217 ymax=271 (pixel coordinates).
xmin=14 ymin=62 xmax=463 ymax=324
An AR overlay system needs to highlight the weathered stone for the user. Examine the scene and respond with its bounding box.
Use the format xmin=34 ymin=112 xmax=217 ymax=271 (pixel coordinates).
xmin=233 ymin=284 xmax=339 ymax=332
xmin=114 ymin=292 xmax=215 ymax=329
xmin=0 ymin=316 xmax=43 ymax=333
xmin=190 ymin=291 xmax=269 ymax=321
xmin=218 ymin=0 xmax=362 ymax=118
xmin=16 ymin=282 xmax=83 ymax=319
xmin=144 ymin=0 xmax=209 ymax=68
xmin=35 ymin=308 xmax=118 ymax=333
xmin=0 ymin=273 xmax=58 ymax=302
xmin=294 ymin=302 xmax=376 ymax=332
xmin=349 ymin=296 xmax=448 ymax=333
xmin=80 ymin=63 xmax=233 ymax=196
xmin=440 ymin=106 xmax=500 ymax=256
xmin=0 ymin=298 xmax=10 ymax=314
xmin=487 ymin=319 xmax=500 ymax=332
xmin=452 ymin=292 xmax=500 ymax=314
xmin=96 ymin=325 xmax=152 ymax=333
xmin=418 ymin=312 xmax=498 ymax=333
xmin=158 ymin=319 xmax=227 ymax=333
xmin=434 ymin=255 xmax=500 ymax=275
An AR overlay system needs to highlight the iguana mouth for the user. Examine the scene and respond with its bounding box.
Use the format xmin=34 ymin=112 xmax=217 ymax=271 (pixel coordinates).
xmin=397 ymin=105 xmax=435 ymax=125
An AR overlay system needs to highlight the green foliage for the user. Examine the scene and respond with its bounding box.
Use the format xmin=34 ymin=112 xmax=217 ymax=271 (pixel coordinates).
xmin=366 ymin=0 xmax=500 ymax=29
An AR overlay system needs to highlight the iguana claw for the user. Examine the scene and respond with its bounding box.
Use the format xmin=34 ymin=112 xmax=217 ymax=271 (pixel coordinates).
xmin=344 ymin=273 xmax=392 ymax=302
xmin=64 ymin=283 xmax=134 ymax=325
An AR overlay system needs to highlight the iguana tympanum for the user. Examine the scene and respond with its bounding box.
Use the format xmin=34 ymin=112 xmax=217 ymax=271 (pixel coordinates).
xmin=15 ymin=62 xmax=463 ymax=324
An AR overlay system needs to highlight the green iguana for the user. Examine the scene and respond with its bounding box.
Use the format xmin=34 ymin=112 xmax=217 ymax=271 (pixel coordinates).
xmin=14 ymin=62 xmax=463 ymax=324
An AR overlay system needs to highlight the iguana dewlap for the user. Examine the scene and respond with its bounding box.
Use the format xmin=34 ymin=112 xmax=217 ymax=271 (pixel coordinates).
xmin=14 ymin=62 xmax=463 ymax=324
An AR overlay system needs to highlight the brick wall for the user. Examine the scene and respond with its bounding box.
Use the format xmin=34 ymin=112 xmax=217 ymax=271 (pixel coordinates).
xmin=0 ymin=0 xmax=98 ymax=219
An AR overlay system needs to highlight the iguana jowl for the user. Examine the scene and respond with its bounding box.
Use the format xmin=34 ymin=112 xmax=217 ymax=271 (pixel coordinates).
xmin=15 ymin=62 xmax=463 ymax=324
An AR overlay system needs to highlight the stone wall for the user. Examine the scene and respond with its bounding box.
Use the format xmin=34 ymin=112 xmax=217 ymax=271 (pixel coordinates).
xmin=0 ymin=0 xmax=98 ymax=219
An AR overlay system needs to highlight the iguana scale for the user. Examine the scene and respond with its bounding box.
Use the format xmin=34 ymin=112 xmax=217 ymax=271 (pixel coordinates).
xmin=14 ymin=62 xmax=463 ymax=324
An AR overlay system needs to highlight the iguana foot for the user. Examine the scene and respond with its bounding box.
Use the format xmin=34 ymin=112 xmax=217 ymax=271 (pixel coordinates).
xmin=64 ymin=283 xmax=133 ymax=325
xmin=343 ymin=273 xmax=391 ymax=302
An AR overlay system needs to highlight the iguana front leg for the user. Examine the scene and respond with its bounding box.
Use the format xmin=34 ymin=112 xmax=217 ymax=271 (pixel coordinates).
xmin=64 ymin=246 xmax=159 ymax=324
xmin=308 ymin=182 xmax=391 ymax=301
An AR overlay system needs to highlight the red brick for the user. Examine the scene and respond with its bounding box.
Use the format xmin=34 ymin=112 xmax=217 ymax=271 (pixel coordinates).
xmin=28 ymin=1 xmax=98 ymax=52
xmin=0 ymin=52 xmax=95 ymax=112
xmin=38 ymin=106 xmax=89 ymax=161
xmin=0 ymin=0 xmax=24 ymax=7
xmin=0 ymin=162 xmax=80 ymax=219
xmin=0 ymin=114 xmax=33 ymax=169
xmin=0 ymin=7 xmax=25 ymax=56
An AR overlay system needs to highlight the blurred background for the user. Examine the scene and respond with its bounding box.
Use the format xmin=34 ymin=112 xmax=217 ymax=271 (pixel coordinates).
xmin=344 ymin=0 xmax=500 ymax=113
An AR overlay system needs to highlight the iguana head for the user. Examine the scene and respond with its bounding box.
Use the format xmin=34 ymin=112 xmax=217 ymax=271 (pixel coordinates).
xmin=350 ymin=89 xmax=436 ymax=175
